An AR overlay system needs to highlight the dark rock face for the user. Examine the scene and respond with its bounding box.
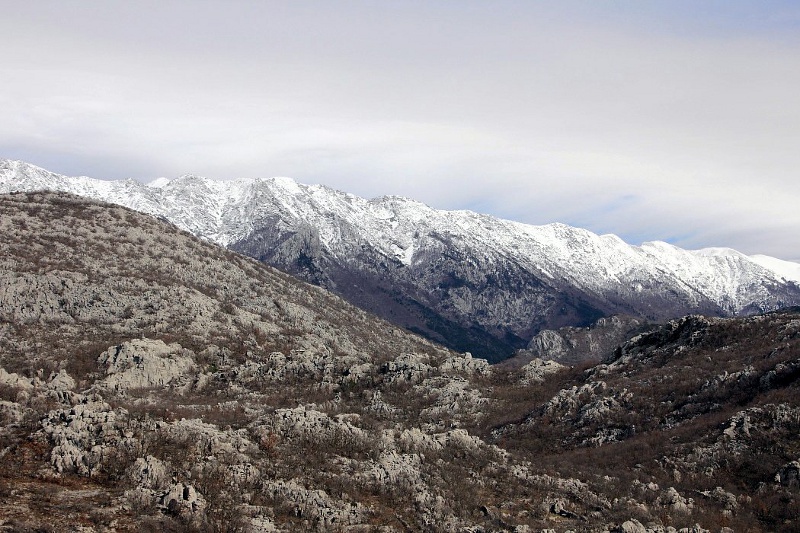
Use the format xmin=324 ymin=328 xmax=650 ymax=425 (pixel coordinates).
xmin=232 ymin=228 xmax=612 ymax=362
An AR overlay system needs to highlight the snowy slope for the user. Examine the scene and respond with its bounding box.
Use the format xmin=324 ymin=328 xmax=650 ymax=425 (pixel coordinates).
xmin=2 ymin=158 xmax=799 ymax=359
xmin=750 ymin=254 xmax=800 ymax=284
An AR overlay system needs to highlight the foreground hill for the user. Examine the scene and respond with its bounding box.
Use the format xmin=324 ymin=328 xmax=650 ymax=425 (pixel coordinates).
xmin=3 ymin=159 xmax=800 ymax=362
xmin=1 ymin=192 xmax=799 ymax=531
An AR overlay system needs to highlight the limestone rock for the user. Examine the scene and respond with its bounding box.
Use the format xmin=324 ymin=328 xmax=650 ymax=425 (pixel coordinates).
xmin=657 ymin=487 xmax=693 ymax=514
xmin=439 ymin=352 xmax=491 ymax=376
xmin=520 ymin=357 xmax=564 ymax=384
xmin=615 ymin=520 xmax=648 ymax=533
xmin=47 ymin=369 xmax=76 ymax=391
xmin=0 ymin=367 xmax=36 ymax=391
xmin=263 ymin=479 xmax=368 ymax=529
xmin=0 ymin=399 xmax=25 ymax=426
xmin=514 ymin=315 xmax=646 ymax=366
xmin=417 ymin=376 xmax=490 ymax=423
xmin=161 ymin=418 xmax=256 ymax=460
xmin=381 ymin=353 xmax=434 ymax=383
xmin=160 ymin=482 xmax=207 ymax=516
xmin=97 ymin=338 xmax=196 ymax=392
xmin=40 ymin=394 xmax=132 ymax=477
xmin=128 ymin=455 xmax=169 ymax=490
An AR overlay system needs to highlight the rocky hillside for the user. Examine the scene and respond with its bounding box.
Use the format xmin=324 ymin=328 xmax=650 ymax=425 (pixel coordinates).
xmin=4 ymin=159 xmax=800 ymax=362
xmin=492 ymin=310 xmax=800 ymax=531
xmin=1 ymin=191 xmax=799 ymax=532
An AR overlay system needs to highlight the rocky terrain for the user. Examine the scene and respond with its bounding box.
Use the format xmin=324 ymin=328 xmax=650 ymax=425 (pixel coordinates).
xmin=3 ymin=159 xmax=800 ymax=362
xmin=1 ymin=191 xmax=799 ymax=532
xmin=505 ymin=315 xmax=650 ymax=367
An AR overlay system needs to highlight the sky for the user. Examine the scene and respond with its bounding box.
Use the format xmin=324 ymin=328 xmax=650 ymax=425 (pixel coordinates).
xmin=2 ymin=1 xmax=799 ymax=262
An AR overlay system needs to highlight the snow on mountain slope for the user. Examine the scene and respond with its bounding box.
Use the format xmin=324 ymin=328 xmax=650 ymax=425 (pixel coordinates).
xmin=2 ymin=158 xmax=799 ymax=358
xmin=750 ymin=254 xmax=800 ymax=284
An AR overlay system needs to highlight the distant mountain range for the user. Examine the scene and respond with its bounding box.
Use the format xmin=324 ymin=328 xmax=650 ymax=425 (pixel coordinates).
xmin=3 ymin=159 xmax=799 ymax=361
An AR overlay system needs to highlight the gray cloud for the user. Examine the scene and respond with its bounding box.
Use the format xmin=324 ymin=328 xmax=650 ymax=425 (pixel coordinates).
xmin=1 ymin=1 xmax=799 ymax=261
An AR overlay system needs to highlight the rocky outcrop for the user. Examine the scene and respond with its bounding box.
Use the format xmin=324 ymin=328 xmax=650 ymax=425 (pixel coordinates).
xmin=97 ymin=339 xmax=196 ymax=392
xmin=128 ymin=455 xmax=169 ymax=490
xmin=657 ymin=487 xmax=694 ymax=514
xmin=439 ymin=352 xmax=491 ymax=376
xmin=380 ymin=352 xmax=435 ymax=383
xmin=40 ymin=394 xmax=132 ymax=477
xmin=262 ymin=479 xmax=368 ymax=529
xmin=160 ymin=482 xmax=207 ymax=516
xmin=520 ymin=358 xmax=565 ymax=384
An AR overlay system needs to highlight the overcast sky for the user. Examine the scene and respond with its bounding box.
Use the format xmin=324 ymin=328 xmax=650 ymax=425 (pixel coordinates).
xmin=2 ymin=1 xmax=799 ymax=261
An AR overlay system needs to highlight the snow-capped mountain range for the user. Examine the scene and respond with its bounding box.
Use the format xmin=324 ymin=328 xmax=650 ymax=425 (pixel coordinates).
xmin=3 ymin=159 xmax=799 ymax=361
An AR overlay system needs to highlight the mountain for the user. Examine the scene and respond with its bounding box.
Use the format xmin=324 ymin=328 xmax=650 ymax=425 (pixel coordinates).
xmin=2 ymin=191 xmax=799 ymax=531
xmin=3 ymin=159 xmax=800 ymax=362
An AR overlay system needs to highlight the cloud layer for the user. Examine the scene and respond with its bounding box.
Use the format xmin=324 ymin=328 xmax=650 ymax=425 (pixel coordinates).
xmin=2 ymin=1 xmax=799 ymax=260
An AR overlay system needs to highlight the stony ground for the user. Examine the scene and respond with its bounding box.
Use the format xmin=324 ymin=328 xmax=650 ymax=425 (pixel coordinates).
xmin=1 ymin=192 xmax=798 ymax=532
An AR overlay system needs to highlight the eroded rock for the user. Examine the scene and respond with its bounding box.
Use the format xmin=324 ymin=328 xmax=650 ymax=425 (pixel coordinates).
xmin=97 ymin=338 xmax=196 ymax=392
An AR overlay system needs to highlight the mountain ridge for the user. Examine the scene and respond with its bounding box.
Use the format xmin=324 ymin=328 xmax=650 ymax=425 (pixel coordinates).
xmin=3 ymin=158 xmax=799 ymax=361
xmin=5 ymin=158 xmax=797 ymax=275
